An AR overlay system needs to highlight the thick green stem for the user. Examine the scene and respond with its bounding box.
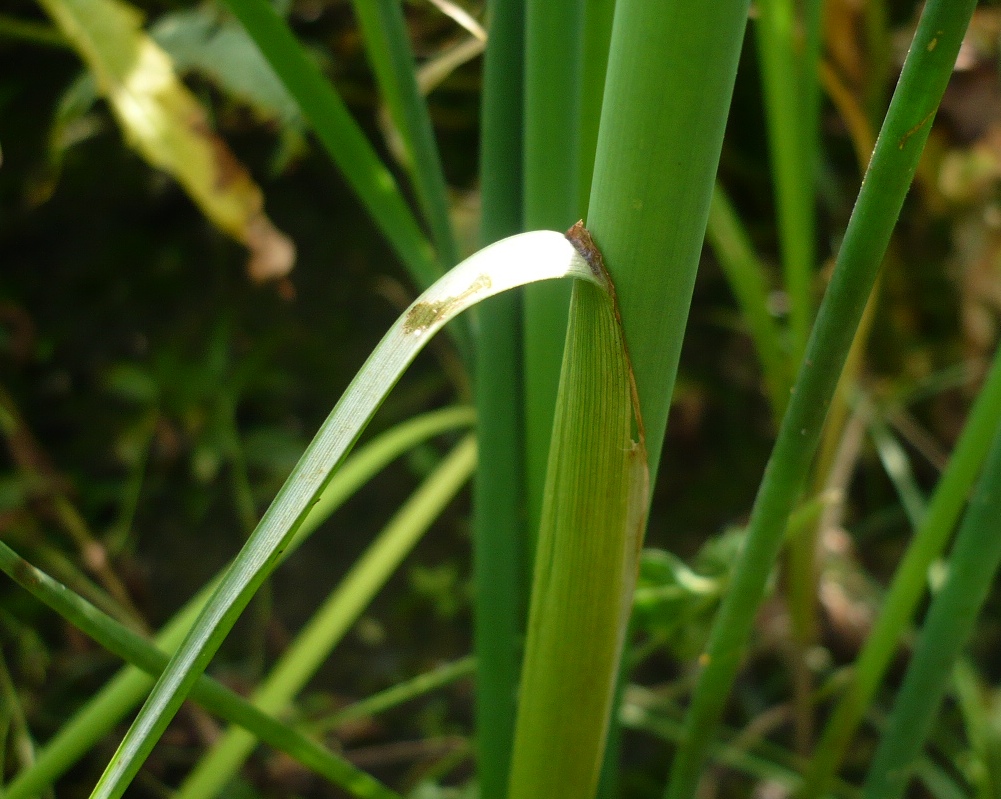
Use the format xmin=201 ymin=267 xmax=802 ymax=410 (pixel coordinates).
xmin=473 ymin=0 xmax=526 ymax=794
xmin=522 ymin=0 xmax=583 ymax=536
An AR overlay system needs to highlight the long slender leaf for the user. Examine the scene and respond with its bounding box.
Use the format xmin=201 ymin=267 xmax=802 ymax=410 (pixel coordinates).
xmin=315 ymin=656 xmax=476 ymax=732
xmin=86 ymin=231 xmax=602 ymax=799
xmin=665 ymin=3 xmax=978 ymax=795
xmin=472 ymin=0 xmax=527 ymax=794
xmin=861 ymin=421 xmax=1001 ymax=799
xmin=350 ymin=0 xmax=458 ymax=268
xmin=0 ymin=542 xmax=400 ymax=799
xmin=754 ymin=0 xmax=818 ymax=362
xmin=3 ymin=406 xmax=472 ymax=799
xmin=176 ymin=436 xmax=476 ymax=799
xmin=707 ymin=182 xmax=791 ymax=420
xmin=801 ymin=348 xmax=1001 ymax=798
xmin=522 ymin=0 xmax=583 ymax=536
xmin=221 ymin=0 xmax=442 ymax=291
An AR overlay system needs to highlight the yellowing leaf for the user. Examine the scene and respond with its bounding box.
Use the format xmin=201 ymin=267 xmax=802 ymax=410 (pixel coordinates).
xmin=37 ymin=0 xmax=295 ymax=282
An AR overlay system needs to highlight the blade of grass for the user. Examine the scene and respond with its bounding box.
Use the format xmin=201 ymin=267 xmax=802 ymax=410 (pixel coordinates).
xmin=664 ymin=2 xmax=978 ymax=795
xmin=522 ymin=0 xmax=583 ymax=537
xmin=621 ymin=697 xmax=859 ymax=799
xmin=175 ymin=435 xmax=476 ymax=799
xmin=801 ymin=351 xmax=1001 ymax=799
xmin=3 ymin=406 xmax=472 ymax=799
xmin=350 ymin=0 xmax=458 ymax=268
xmin=220 ymin=0 xmax=442 ymax=291
xmin=860 ymin=420 xmax=1001 ymax=799
xmin=755 ymin=0 xmax=826 ymax=750
xmin=754 ymin=0 xmax=818 ymax=363
xmin=86 ymin=231 xmax=603 ymax=799
xmin=312 ymin=655 xmax=476 ymax=733
xmin=473 ymin=0 xmax=527 ymax=793
xmin=0 ymin=541 xmax=401 ymax=799
xmin=868 ymin=402 xmax=927 ymax=527
xmin=706 ymin=182 xmax=791 ymax=421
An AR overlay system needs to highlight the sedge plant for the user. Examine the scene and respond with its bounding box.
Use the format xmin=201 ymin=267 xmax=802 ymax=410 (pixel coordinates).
xmin=4 ymin=1 xmax=1000 ymax=799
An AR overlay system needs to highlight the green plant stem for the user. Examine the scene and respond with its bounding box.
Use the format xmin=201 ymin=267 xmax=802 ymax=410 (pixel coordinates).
xmin=586 ymin=0 xmax=750 ymax=478
xmin=0 ymin=541 xmax=401 ymax=799
xmin=664 ymin=2 xmax=978 ymax=795
xmin=801 ymin=348 xmax=1001 ymax=798
xmin=174 ymin=436 xmax=476 ymax=799
xmin=314 ymin=655 xmax=476 ymax=733
xmin=350 ymin=0 xmax=458 ymax=268
xmin=473 ymin=0 xmax=526 ymax=794
xmin=621 ymin=698 xmax=859 ymax=799
xmin=706 ymin=183 xmax=791 ymax=421
xmin=755 ymin=0 xmax=824 ymax=751
xmin=522 ymin=0 xmax=582 ymax=536
xmin=754 ymin=0 xmax=817 ymax=363
xmin=221 ymin=0 xmax=442 ymax=291
xmin=3 ymin=407 xmax=472 ymax=799
xmin=576 ymin=0 xmax=614 ymax=219
xmin=860 ymin=421 xmax=1001 ymax=799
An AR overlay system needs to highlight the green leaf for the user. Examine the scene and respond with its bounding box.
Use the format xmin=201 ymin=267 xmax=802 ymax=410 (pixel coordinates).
xmin=175 ymin=436 xmax=476 ymax=799
xmin=36 ymin=0 xmax=295 ymax=281
xmin=86 ymin=231 xmax=603 ymax=799
xmin=508 ymin=226 xmax=649 ymax=799
xmin=2 ymin=406 xmax=472 ymax=799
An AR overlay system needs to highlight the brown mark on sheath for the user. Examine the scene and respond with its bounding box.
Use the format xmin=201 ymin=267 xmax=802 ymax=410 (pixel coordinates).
xmin=403 ymin=274 xmax=492 ymax=335
xmin=565 ymin=220 xmax=608 ymax=284
xmin=564 ymin=220 xmax=647 ymax=448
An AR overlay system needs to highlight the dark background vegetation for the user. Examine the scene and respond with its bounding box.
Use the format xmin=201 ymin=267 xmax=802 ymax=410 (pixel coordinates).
xmin=2 ymin=0 xmax=1001 ymax=795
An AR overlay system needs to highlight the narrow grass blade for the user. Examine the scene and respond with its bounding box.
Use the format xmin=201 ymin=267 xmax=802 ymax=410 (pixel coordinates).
xmin=621 ymin=698 xmax=859 ymax=799
xmin=315 ymin=656 xmax=476 ymax=732
xmin=522 ymin=0 xmax=584 ymax=537
xmin=707 ymin=183 xmax=791 ymax=420
xmin=350 ymin=0 xmax=458 ymax=267
xmin=860 ymin=421 xmax=1001 ymax=799
xmin=0 ymin=542 xmax=400 ymax=799
xmin=801 ymin=351 xmax=1001 ymax=799
xmin=664 ymin=3 xmax=978 ymax=796
xmin=473 ymin=0 xmax=527 ymax=792
xmin=221 ymin=0 xmax=441 ymax=291
xmin=86 ymin=231 xmax=602 ymax=799
xmin=754 ymin=0 xmax=819 ymax=361
xmin=508 ymin=228 xmax=648 ymax=799
xmin=3 ymin=407 xmax=471 ymax=799
xmin=176 ymin=436 xmax=476 ymax=799
xmin=754 ymin=0 xmax=825 ymax=749
xmin=868 ymin=406 xmax=927 ymax=527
